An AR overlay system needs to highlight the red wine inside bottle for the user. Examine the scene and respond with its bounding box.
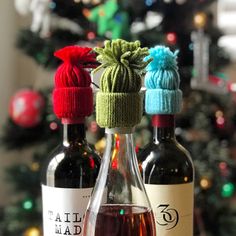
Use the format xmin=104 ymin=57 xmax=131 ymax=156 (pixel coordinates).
xmin=138 ymin=115 xmax=194 ymax=235
xmin=41 ymin=123 xmax=100 ymax=236
xmin=83 ymin=205 xmax=155 ymax=236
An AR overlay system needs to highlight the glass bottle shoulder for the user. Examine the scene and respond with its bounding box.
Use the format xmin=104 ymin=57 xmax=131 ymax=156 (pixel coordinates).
xmin=139 ymin=140 xmax=194 ymax=184
xmin=41 ymin=141 xmax=101 ymax=188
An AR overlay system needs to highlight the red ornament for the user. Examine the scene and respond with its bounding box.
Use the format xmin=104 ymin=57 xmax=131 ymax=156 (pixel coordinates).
xmin=9 ymin=89 xmax=45 ymax=128
xmin=166 ymin=32 xmax=177 ymax=45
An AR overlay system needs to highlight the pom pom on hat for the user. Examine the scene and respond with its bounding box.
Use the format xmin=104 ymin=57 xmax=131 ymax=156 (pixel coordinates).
xmin=144 ymin=46 xmax=182 ymax=114
xmin=53 ymin=46 xmax=97 ymax=123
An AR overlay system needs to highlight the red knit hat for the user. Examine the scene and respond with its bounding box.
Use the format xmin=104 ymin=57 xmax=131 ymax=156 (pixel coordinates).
xmin=53 ymin=46 xmax=97 ymax=124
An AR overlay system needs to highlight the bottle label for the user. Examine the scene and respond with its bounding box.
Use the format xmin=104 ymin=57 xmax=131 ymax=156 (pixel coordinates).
xmin=145 ymin=182 xmax=194 ymax=236
xmin=42 ymin=185 xmax=92 ymax=236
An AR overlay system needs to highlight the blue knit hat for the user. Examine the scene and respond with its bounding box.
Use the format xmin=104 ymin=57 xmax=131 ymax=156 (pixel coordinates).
xmin=144 ymin=46 xmax=182 ymax=114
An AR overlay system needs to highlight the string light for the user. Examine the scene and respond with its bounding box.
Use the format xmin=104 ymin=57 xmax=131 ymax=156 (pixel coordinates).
xmin=215 ymin=110 xmax=225 ymax=129
xmin=194 ymin=12 xmax=207 ymax=29
xmin=87 ymin=31 xmax=96 ymax=40
xmin=49 ymin=2 xmax=56 ymax=10
xmin=22 ymin=199 xmax=33 ymax=211
xmin=200 ymin=177 xmax=212 ymax=190
xmin=31 ymin=162 xmax=40 ymax=172
xmin=221 ymin=183 xmax=235 ymax=198
xmin=24 ymin=227 xmax=41 ymax=236
xmin=145 ymin=0 xmax=154 ymax=6
xmin=49 ymin=122 xmax=58 ymax=130
xmin=166 ymin=32 xmax=177 ymax=45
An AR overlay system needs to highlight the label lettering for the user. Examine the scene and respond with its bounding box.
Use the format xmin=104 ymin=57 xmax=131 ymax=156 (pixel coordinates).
xmin=64 ymin=226 xmax=72 ymax=235
xmin=55 ymin=213 xmax=62 ymax=222
xmin=64 ymin=213 xmax=70 ymax=223
xmin=156 ymin=204 xmax=179 ymax=230
xmin=73 ymin=213 xmax=82 ymax=223
xmin=42 ymin=185 xmax=93 ymax=236
xmin=74 ymin=225 xmax=82 ymax=235
xmin=55 ymin=224 xmax=62 ymax=234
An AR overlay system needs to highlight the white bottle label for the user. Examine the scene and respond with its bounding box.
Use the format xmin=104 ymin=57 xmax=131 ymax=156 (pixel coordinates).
xmin=145 ymin=182 xmax=194 ymax=236
xmin=42 ymin=185 xmax=92 ymax=236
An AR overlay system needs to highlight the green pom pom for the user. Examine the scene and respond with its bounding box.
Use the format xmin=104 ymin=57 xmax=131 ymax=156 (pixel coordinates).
xmin=94 ymin=39 xmax=151 ymax=93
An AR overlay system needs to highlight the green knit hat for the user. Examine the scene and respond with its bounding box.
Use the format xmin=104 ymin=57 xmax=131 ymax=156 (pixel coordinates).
xmin=94 ymin=39 xmax=151 ymax=128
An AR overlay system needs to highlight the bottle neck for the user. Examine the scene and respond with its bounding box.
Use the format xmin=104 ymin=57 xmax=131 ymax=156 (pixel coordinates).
xmin=152 ymin=115 xmax=176 ymax=143
xmin=88 ymin=127 xmax=151 ymax=208
xmin=63 ymin=123 xmax=86 ymax=144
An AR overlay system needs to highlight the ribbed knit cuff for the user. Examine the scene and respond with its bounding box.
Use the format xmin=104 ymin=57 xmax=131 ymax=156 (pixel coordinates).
xmin=53 ymin=87 xmax=93 ymax=119
xmin=96 ymin=92 xmax=143 ymax=128
xmin=145 ymin=89 xmax=182 ymax=114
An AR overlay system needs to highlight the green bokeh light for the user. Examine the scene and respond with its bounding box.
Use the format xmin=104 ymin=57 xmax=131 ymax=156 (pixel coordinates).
xmin=119 ymin=209 xmax=125 ymax=215
xmin=23 ymin=199 xmax=33 ymax=210
xmin=221 ymin=183 xmax=235 ymax=198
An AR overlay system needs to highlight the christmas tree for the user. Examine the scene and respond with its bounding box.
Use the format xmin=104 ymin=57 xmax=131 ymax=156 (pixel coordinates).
xmin=1 ymin=0 xmax=236 ymax=235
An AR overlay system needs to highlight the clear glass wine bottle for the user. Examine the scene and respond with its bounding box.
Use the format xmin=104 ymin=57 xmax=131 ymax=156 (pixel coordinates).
xmin=83 ymin=128 xmax=156 ymax=236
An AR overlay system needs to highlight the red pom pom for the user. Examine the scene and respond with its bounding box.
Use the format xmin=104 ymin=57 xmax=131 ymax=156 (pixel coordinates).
xmin=9 ymin=89 xmax=45 ymax=128
xmin=54 ymin=45 xmax=97 ymax=68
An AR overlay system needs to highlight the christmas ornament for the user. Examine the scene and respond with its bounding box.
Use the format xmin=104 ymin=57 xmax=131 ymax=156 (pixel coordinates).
xmin=30 ymin=0 xmax=51 ymax=38
xmin=84 ymin=0 xmax=130 ymax=39
xmin=215 ymin=109 xmax=226 ymax=129
xmin=9 ymin=89 xmax=45 ymax=128
xmin=191 ymin=28 xmax=209 ymax=91
xmin=14 ymin=0 xmax=32 ymax=15
xmin=95 ymin=137 xmax=106 ymax=154
xmin=24 ymin=227 xmax=41 ymax=236
xmin=131 ymin=11 xmax=162 ymax=34
xmin=191 ymin=13 xmax=227 ymax=94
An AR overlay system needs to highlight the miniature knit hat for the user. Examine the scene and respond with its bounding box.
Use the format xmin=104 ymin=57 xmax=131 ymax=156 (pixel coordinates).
xmin=53 ymin=46 xmax=97 ymax=123
xmin=94 ymin=39 xmax=151 ymax=128
xmin=144 ymin=46 xmax=182 ymax=114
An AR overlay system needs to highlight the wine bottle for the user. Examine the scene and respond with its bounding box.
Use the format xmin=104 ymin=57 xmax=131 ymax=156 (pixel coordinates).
xmin=41 ymin=46 xmax=100 ymax=236
xmin=82 ymin=39 xmax=156 ymax=236
xmin=139 ymin=46 xmax=194 ymax=235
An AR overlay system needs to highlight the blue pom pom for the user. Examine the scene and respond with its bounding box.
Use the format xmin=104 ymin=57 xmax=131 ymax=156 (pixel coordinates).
xmin=144 ymin=46 xmax=178 ymax=72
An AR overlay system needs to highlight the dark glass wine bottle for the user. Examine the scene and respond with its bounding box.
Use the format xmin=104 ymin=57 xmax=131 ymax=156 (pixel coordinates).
xmin=41 ymin=45 xmax=100 ymax=236
xmin=139 ymin=114 xmax=194 ymax=235
xmin=42 ymin=122 xmax=100 ymax=236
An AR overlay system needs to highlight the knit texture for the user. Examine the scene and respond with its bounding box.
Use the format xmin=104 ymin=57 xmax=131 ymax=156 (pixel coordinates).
xmin=53 ymin=46 xmax=97 ymax=122
xmin=94 ymin=39 xmax=151 ymax=128
xmin=144 ymin=46 xmax=182 ymax=114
